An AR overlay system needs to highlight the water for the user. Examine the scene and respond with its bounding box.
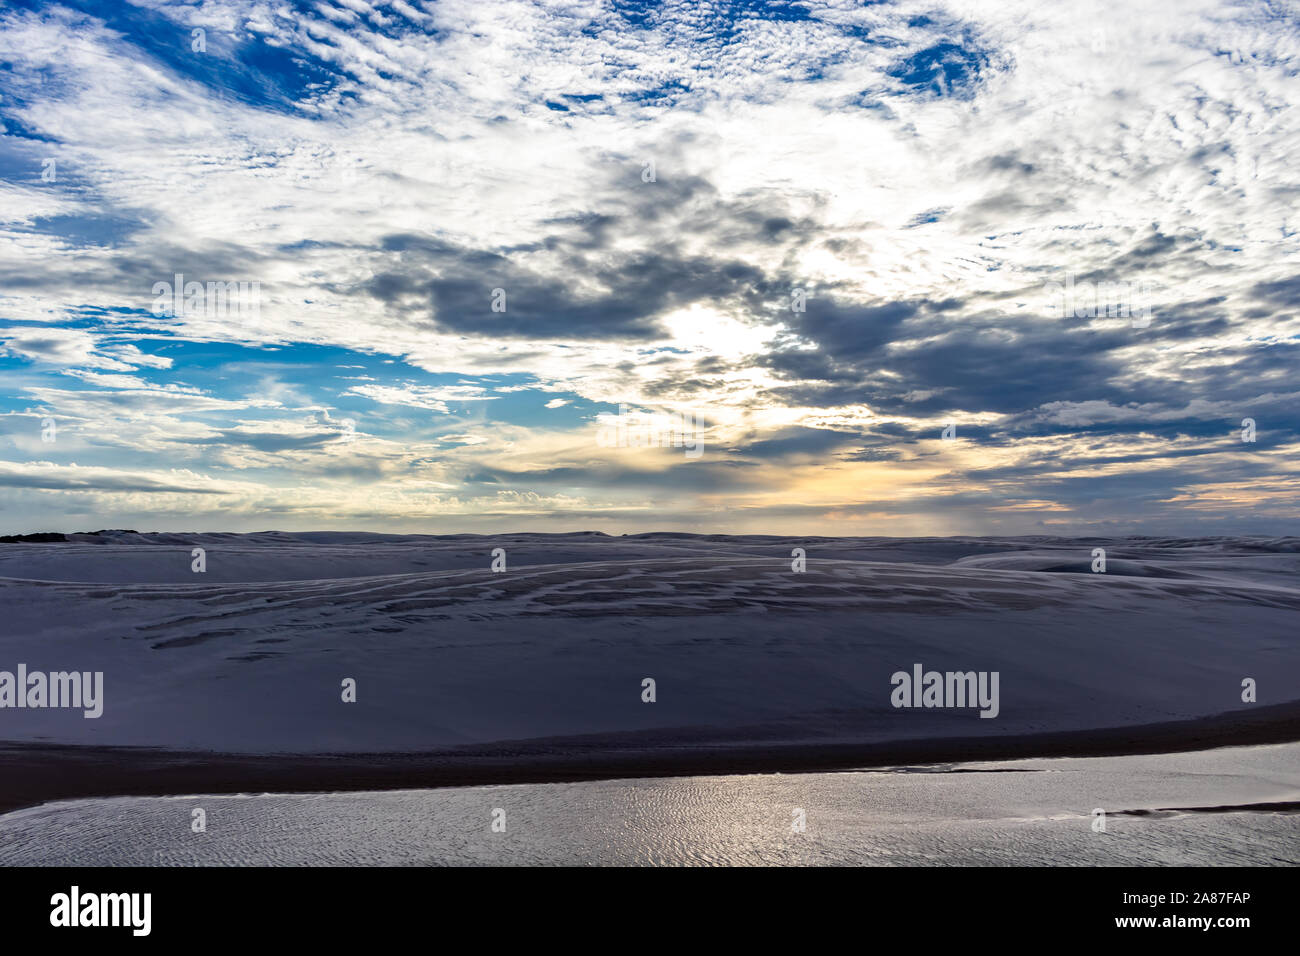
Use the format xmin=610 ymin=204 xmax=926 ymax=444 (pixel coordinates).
xmin=2 ymin=744 xmax=1297 ymax=866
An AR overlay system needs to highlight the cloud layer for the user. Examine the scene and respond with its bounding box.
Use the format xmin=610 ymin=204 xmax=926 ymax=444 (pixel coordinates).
xmin=1 ymin=0 xmax=1297 ymax=533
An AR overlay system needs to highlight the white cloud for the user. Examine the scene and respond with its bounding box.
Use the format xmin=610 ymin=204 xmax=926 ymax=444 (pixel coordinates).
xmin=344 ymin=383 xmax=500 ymax=413
xmin=0 ymin=0 xmax=1297 ymax=531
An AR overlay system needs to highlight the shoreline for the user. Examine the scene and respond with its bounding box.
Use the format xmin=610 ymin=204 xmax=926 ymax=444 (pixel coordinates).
xmin=3 ymin=700 xmax=1299 ymax=816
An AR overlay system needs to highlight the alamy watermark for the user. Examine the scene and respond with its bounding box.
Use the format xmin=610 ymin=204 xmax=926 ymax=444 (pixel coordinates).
xmin=50 ymin=887 xmax=150 ymax=936
xmin=0 ymin=665 xmax=103 ymax=718
xmin=596 ymin=404 xmax=704 ymax=458
xmin=890 ymin=663 xmax=1000 ymax=718
xmin=1045 ymin=275 xmax=1154 ymax=328
xmin=152 ymin=273 xmax=261 ymax=321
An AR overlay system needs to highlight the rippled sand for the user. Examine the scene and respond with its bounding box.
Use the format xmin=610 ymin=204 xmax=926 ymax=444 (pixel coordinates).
xmin=3 ymin=743 xmax=1296 ymax=866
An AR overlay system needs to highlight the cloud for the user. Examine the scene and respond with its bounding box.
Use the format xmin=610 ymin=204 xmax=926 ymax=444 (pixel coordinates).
xmin=0 ymin=0 xmax=1297 ymax=533
xmin=0 ymin=459 xmax=237 ymax=494
xmin=344 ymin=382 xmax=499 ymax=413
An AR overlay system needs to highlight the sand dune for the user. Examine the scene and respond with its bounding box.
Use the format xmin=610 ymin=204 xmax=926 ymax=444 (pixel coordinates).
xmin=0 ymin=533 xmax=1296 ymax=756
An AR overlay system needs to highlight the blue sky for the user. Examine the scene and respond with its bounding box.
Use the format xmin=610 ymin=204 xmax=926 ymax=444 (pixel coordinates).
xmin=0 ymin=0 xmax=1298 ymax=534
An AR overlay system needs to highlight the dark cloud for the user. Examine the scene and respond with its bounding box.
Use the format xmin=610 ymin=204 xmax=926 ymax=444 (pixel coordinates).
xmin=0 ymin=470 xmax=228 ymax=494
xmin=363 ymin=224 xmax=773 ymax=340
xmin=1251 ymin=275 xmax=1300 ymax=308
xmin=184 ymin=429 xmax=344 ymax=452
xmin=727 ymin=427 xmax=862 ymax=458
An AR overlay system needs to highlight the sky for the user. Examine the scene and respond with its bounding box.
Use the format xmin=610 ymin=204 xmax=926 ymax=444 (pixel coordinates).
xmin=0 ymin=0 xmax=1297 ymax=536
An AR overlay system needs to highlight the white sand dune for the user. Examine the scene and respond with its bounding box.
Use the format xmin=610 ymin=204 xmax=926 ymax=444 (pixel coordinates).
xmin=4 ymin=742 xmax=1297 ymax=866
xmin=0 ymin=533 xmax=1296 ymax=754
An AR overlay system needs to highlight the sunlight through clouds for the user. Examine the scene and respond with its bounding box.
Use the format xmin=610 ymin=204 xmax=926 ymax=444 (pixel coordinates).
xmin=0 ymin=0 xmax=1297 ymax=533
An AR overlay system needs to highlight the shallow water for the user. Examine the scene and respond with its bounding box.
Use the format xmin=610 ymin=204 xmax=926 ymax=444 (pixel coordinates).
xmin=2 ymin=743 xmax=1297 ymax=866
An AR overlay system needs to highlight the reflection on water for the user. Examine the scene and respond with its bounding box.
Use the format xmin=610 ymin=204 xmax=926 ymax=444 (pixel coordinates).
xmin=2 ymin=744 xmax=1297 ymax=866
